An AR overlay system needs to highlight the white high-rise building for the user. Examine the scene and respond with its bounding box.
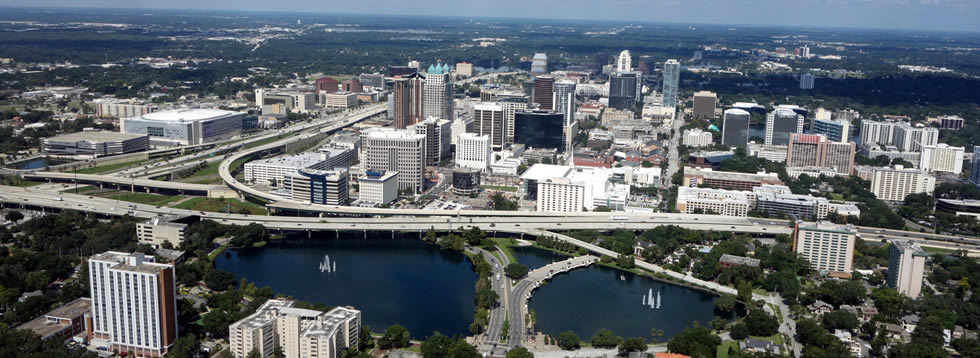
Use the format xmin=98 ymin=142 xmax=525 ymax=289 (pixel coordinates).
xmin=870 ymin=165 xmax=936 ymax=202
xmin=860 ymin=120 xmax=897 ymax=148
xmin=683 ymin=129 xmax=713 ymax=148
xmin=553 ymin=81 xmax=577 ymax=125
xmin=422 ymin=65 xmax=454 ymax=121
xmin=887 ymin=240 xmax=927 ymax=298
xmin=794 ymin=222 xmax=856 ymax=275
xmin=616 ymin=50 xmax=632 ymax=73
xmin=893 ymin=123 xmax=939 ymax=152
xmin=450 ymin=116 xmax=474 ymax=146
xmin=455 ymin=133 xmax=492 ymax=171
xmin=89 ymin=252 xmax=177 ymax=357
xmin=919 ymin=143 xmax=965 ymax=174
xmin=360 ymin=128 xmax=426 ymax=193
xmin=410 ymin=117 xmax=452 ymax=166
xmin=500 ymin=100 xmax=528 ymax=145
xmin=661 ymin=59 xmax=680 ymax=107
xmin=674 ymin=186 xmax=752 ymax=217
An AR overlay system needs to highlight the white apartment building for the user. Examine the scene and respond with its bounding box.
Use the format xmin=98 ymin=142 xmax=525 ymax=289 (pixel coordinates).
xmin=322 ymin=92 xmax=358 ymax=109
xmin=359 ymin=128 xmax=426 ymax=193
xmin=450 ymin=116 xmax=474 ymax=146
xmin=674 ymin=186 xmax=752 ymax=217
xmin=92 ymin=98 xmax=155 ymax=119
xmin=748 ymin=142 xmax=788 ymax=163
xmin=244 ymin=153 xmax=332 ymax=186
xmin=89 ymin=252 xmax=177 ymax=357
xmin=455 ymin=133 xmax=492 ymax=171
xmin=887 ymin=240 xmax=927 ymax=298
xmin=919 ymin=143 xmax=964 ymax=174
xmin=893 ymin=123 xmax=939 ymax=152
xmin=794 ymin=221 xmax=857 ymax=275
xmin=860 ymin=120 xmax=897 ymax=148
xmin=683 ymin=128 xmax=713 ymax=148
xmin=871 ymin=165 xmax=936 ymax=202
xmin=357 ymin=170 xmax=399 ymax=206
xmin=229 ymin=299 xmax=360 ymax=358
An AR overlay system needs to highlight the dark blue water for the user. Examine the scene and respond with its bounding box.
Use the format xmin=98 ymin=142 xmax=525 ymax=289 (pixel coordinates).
xmin=214 ymin=234 xmax=477 ymax=338
xmin=511 ymin=245 xmax=566 ymax=270
xmin=529 ymin=265 xmax=739 ymax=341
xmin=10 ymin=157 xmax=69 ymax=169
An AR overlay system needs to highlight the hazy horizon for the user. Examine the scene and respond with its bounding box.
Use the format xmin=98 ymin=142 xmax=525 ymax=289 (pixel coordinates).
xmin=2 ymin=0 xmax=979 ymax=33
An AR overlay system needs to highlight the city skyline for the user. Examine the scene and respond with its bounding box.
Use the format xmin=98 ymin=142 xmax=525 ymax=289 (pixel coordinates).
xmin=2 ymin=0 xmax=979 ymax=32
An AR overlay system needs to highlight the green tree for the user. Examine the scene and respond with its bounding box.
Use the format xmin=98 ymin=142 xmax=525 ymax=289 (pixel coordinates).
xmin=425 ymin=226 xmax=437 ymax=243
xmin=505 ymin=263 xmax=529 ymax=279
xmin=505 ymin=346 xmax=534 ymax=358
xmin=556 ymin=331 xmax=581 ymax=350
xmin=709 ymin=316 xmax=729 ymax=331
xmin=167 ymin=334 xmax=200 ymax=358
xmin=359 ymin=326 xmax=374 ymax=351
xmin=204 ymin=270 xmax=236 ymax=291
xmin=821 ymin=310 xmax=860 ymax=331
xmin=448 ymin=339 xmax=479 ymax=358
xmin=714 ymin=294 xmax=737 ymax=313
xmin=420 ymin=332 xmax=453 ymax=358
xmin=378 ymin=324 xmax=411 ymax=349
xmin=730 ymin=323 xmax=750 ymax=340
xmin=247 ymin=349 xmax=261 ymax=358
xmin=618 ymin=337 xmax=647 ymax=353
xmin=590 ymin=328 xmax=622 ymax=348
xmin=736 ymin=281 xmax=753 ymax=303
xmin=743 ymin=309 xmax=779 ymax=337
xmin=4 ymin=211 xmax=23 ymax=223
xmin=667 ymin=323 xmax=721 ymax=358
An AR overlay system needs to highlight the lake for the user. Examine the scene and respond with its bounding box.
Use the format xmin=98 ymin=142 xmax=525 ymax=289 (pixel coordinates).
xmin=214 ymin=233 xmax=477 ymax=338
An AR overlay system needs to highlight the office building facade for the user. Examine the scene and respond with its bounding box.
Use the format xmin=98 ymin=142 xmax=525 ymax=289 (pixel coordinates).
xmin=794 ymin=222 xmax=856 ymax=275
xmin=616 ymin=50 xmax=631 ymax=73
xmin=675 ymin=186 xmax=752 ymax=217
xmin=360 ymin=128 xmax=426 ymax=193
xmin=532 ymin=75 xmax=555 ymax=110
xmin=500 ymin=99 xmax=529 ymax=145
xmin=531 ymin=53 xmax=548 ymax=73
xmin=887 ymin=240 xmax=927 ymax=298
xmin=765 ymin=108 xmax=804 ymax=146
xmin=812 ymin=119 xmax=850 ymax=143
xmin=89 ymin=252 xmax=177 ymax=357
xmin=721 ymin=109 xmax=751 ymax=148
xmin=608 ymin=72 xmax=639 ymax=111
xmin=455 ymin=133 xmax=492 ymax=171
xmin=693 ymin=91 xmax=717 ymax=118
xmin=786 ymin=133 xmax=855 ymax=175
xmin=474 ymin=102 xmax=507 ymax=149
xmin=283 ymin=169 xmax=349 ymax=205
xmin=121 ymin=109 xmax=243 ymax=146
xmin=410 ymin=117 xmax=452 ymax=166
xmin=682 ymin=167 xmax=783 ymax=191
xmin=553 ymin=80 xmax=577 ymax=125
xmin=244 ymin=152 xmax=333 ymax=186
xmin=43 ymin=131 xmax=149 ymax=157
xmin=662 ymin=59 xmax=680 ymax=107
xmin=971 ymin=146 xmax=980 ymax=185
xmin=357 ymin=171 xmax=399 ymax=206
xmin=422 ymin=64 xmax=454 ymax=121
xmin=871 ymin=165 xmax=936 ymax=202
xmin=514 ymin=109 xmax=565 ymax=152
xmin=799 ymin=73 xmax=815 ymax=90
xmin=392 ymin=73 xmax=425 ymax=128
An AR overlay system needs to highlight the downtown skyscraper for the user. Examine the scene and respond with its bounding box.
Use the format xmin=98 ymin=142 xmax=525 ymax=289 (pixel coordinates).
xmin=662 ymin=59 xmax=680 ymax=107
xmin=422 ymin=63 xmax=454 ymax=121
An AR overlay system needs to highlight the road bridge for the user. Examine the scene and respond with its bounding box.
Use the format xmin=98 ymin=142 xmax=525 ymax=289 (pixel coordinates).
xmin=20 ymin=172 xmax=222 ymax=196
xmin=507 ymin=256 xmax=598 ymax=347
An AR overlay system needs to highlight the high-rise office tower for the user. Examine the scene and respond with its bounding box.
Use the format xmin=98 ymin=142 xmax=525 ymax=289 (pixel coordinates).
xmin=800 ymin=73 xmax=815 ymax=90
xmin=693 ymin=91 xmax=717 ymax=119
xmin=553 ymin=80 xmax=577 ymax=125
xmin=812 ymin=119 xmax=850 ymax=143
xmin=474 ymin=102 xmax=506 ymax=149
xmin=594 ymin=52 xmax=608 ymax=70
xmin=971 ymin=146 xmax=980 ymax=186
xmin=89 ymin=252 xmax=177 ymax=357
xmin=662 ymin=59 xmax=680 ymax=107
xmin=765 ymin=108 xmax=804 ymax=146
xmin=392 ymin=73 xmax=425 ymax=128
xmin=608 ymin=72 xmax=639 ymax=111
xmin=360 ymin=128 xmax=426 ymax=193
xmin=531 ymin=53 xmax=548 ymax=73
xmin=887 ymin=240 xmax=927 ymax=298
xmin=786 ymin=133 xmax=856 ymax=175
xmin=514 ymin=109 xmax=565 ymax=152
xmin=500 ymin=98 xmax=528 ymax=145
xmin=423 ymin=64 xmax=454 ymax=121
xmin=721 ymin=109 xmax=751 ymax=148
xmin=532 ymin=76 xmax=555 ymax=110
xmin=410 ymin=117 xmax=452 ymax=166
xmin=617 ymin=50 xmax=632 ymax=73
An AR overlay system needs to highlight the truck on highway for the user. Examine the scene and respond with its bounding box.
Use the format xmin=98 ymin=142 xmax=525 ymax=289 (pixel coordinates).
xmin=610 ymin=215 xmax=628 ymax=221
xmin=53 ymin=197 xmax=63 ymax=201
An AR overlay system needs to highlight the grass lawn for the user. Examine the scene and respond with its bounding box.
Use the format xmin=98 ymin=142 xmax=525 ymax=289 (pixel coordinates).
xmin=60 ymin=185 xmax=96 ymax=193
xmin=75 ymin=159 xmax=149 ymax=174
xmin=717 ymin=340 xmax=738 ymax=358
xmin=243 ymin=132 xmax=294 ymax=149
xmin=482 ymin=185 xmax=518 ymax=192
xmin=177 ymin=161 xmax=223 ymax=183
xmin=94 ymin=191 xmax=185 ymax=206
xmin=175 ymin=197 xmax=266 ymax=215
xmin=751 ymin=334 xmax=784 ymax=345
xmin=922 ymin=246 xmax=957 ymax=254
xmin=490 ymin=238 xmax=520 ymax=264
xmin=1 ymin=177 xmax=43 ymax=187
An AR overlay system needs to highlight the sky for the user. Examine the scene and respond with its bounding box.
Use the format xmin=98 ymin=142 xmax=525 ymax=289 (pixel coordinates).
xmin=6 ymin=0 xmax=980 ymax=32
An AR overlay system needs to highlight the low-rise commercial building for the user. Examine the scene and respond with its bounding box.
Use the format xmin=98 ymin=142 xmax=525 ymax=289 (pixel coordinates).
xmin=451 ymin=168 xmax=481 ymax=195
xmin=42 ymin=131 xmax=149 ymax=157
xmin=748 ymin=142 xmax=788 ymax=163
xmin=17 ymin=298 xmax=91 ymax=341
xmin=794 ymin=221 xmax=857 ymax=276
xmin=121 ymin=108 xmax=244 ymax=146
xmin=719 ymin=254 xmax=760 ymax=269
xmin=357 ymin=171 xmax=398 ymax=206
xmin=675 ymin=186 xmax=752 ymax=217
xmin=244 ymin=153 xmax=334 ymax=186
xmin=283 ymin=169 xmax=349 ymax=205
xmin=137 ymin=214 xmax=200 ymax=248
xmin=322 ymin=92 xmax=358 ymax=109
xmin=682 ymin=128 xmax=713 ymax=147
xmin=522 ymin=164 xmax=630 ymax=212
xmin=682 ymin=167 xmax=783 ymax=191
xmin=936 ymin=198 xmax=980 ymax=218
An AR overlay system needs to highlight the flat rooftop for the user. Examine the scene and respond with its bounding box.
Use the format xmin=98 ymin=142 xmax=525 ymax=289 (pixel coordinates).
xmin=248 ymin=153 xmax=326 ymax=169
xmin=138 ymin=108 xmax=242 ymax=122
xmin=17 ymin=298 xmax=91 ymax=339
xmin=46 ymin=131 xmax=146 ymax=143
